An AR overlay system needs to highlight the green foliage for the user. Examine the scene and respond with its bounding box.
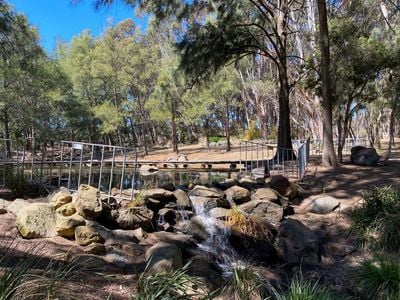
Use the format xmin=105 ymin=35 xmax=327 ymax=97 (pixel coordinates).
xmin=133 ymin=262 xmax=203 ymax=300
xmin=350 ymin=186 xmax=400 ymax=251
xmin=4 ymin=168 xmax=29 ymax=197
xmin=128 ymin=191 xmax=146 ymax=208
xmin=221 ymin=263 xmax=269 ymax=300
xmin=357 ymin=255 xmax=400 ymax=300
xmin=273 ymin=277 xmax=336 ymax=300
xmin=244 ymin=121 xmax=261 ymax=141
xmin=208 ymin=136 xmax=226 ymax=143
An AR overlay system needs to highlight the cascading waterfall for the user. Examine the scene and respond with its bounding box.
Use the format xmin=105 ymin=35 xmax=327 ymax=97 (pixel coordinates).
xmin=188 ymin=195 xmax=244 ymax=277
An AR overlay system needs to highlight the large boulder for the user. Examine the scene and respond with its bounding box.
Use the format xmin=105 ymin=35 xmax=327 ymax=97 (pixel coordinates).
xmin=7 ymin=198 xmax=28 ymax=216
xmin=141 ymin=188 xmax=176 ymax=202
xmin=73 ymin=185 xmax=103 ymax=219
xmin=145 ymin=242 xmax=183 ymax=273
xmin=270 ymin=175 xmax=291 ymax=197
xmin=173 ymin=189 xmax=191 ymax=208
xmin=188 ymin=185 xmax=224 ymax=198
xmin=350 ymin=146 xmax=379 ymax=166
xmin=75 ymin=225 xmax=105 ymax=246
xmin=114 ymin=207 xmax=154 ymax=231
xmin=209 ymin=207 xmax=231 ymax=220
xmin=239 ymin=200 xmax=283 ymax=225
xmin=16 ymin=203 xmax=56 ymax=238
xmin=277 ymin=219 xmax=319 ymax=266
xmin=238 ymin=176 xmax=259 ymax=191
xmin=224 ymin=186 xmax=250 ymax=204
xmin=251 ymin=188 xmax=279 ymax=203
xmin=47 ymin=187 xmax=72 ymax=209
xmin=55 ymin=214 xmax=86 ymax=238
xmin=310 ymin=196 xmax=340 ymax=214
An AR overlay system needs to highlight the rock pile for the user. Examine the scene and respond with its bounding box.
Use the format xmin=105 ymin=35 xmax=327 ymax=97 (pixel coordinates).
xmin=3 ymin=175 xmax=354 ymax=279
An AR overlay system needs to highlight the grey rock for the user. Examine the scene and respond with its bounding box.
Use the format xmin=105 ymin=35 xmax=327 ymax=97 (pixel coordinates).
xmin=188 ymin=185 xmax=224 ymax=198
xmin=16 ymin=203 xmax=56 ymax=239
xmin=224 ymin=186 xmax=250 ymax=204
xmin=145 ymin=242 xmax=183 ymax=273
xmin=7 ymin=198 xmax=28 ymax=216
xmin=114 ymin=206 xmax=154 ymax=231
xmin=251 ymin=188 xmax=279 ymax=202
xmin=173 ymin=189 xmax=191 ymax=208
xmin=73 ymin=185 xmax=103 ymax=219
xmin=350 ymin=146 xmax=379 ymax=166
xmin=239 ymin=200 xmax=283 ymax=225
xmin=310 ymin=196 xmax=340 ymax=214
xmin=277 ymin=219 xmax=319 ymax=266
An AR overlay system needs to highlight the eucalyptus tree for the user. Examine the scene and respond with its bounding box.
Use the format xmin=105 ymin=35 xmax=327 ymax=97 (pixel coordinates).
xmin=92 ymin=0 xmax=307 ymax=157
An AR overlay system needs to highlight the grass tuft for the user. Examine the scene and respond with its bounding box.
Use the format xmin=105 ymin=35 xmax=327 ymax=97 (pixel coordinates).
xmin=350 ymin=186 xmax=400 ymax=251
xmin=133 ymin=262 xmax=204 ymax=300
xmin=221 ymin=263 xmax=269 ymax=300
xmin=357 ymin=255 xmax=400 ymax=300
xmin=273 ymin=276 xmax=336 ymax=300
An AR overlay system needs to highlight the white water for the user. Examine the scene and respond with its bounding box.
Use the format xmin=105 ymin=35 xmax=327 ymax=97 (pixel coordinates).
xmin=188 ymin=195 xmax=243 ymax=277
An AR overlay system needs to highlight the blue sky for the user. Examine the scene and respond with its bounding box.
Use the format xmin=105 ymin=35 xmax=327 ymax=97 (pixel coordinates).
xmin=10 ymin=0 xmax=148 ymax=53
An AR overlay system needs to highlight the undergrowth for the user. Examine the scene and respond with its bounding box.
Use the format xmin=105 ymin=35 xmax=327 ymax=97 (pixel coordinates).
xmin=350 ymin=186 xmax=400 ymax=251
xmin=356 ymin=255 xmax=400 ymax=300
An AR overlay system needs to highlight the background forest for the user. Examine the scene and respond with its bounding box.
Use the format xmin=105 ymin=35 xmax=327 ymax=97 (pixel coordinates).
xmin=1 ymin=0 xmax=399 ymax=162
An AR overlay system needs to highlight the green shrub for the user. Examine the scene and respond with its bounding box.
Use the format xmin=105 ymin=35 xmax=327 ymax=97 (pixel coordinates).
xmin=273 ymin=277 xmax=336 ymax=300
xmin=208 ymin=136 xmax=226 ymax=143
xmin=350 ymin=186 xmax=400 ymax=251
xmin=357 ymin=255 xmax=400 ymax=300
xmin=133 ymin=262 xmax=203 ymax=300
xmin=221 ymin=263 xmax=269 ymax=300
xmin=244 ymin=121 xmax=261 ymax=141
xmin=4 ymin=169 xmax=29 ymax=197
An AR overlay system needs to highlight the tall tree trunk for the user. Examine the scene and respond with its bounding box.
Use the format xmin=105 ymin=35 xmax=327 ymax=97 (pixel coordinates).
xmin=276 ymin=0 xmax=293 ymax=156
xmin=317 ymin=0 xmax=338 ymax=168
xmin=386 ymin=99 xmax=397 ymax=161
xmin=224 ymin=99 xmax=231 ymax=152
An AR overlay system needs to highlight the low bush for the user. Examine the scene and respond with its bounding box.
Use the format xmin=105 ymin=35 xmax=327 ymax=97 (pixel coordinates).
xmin=350 ymin=186 xmax=400 ymax=251
xmin=357 ymin=255 xmax=400 ymax=300
xmin=208 ymin=136 xmax=226 ymax=143
xmin=4 ymin=169 xmax=29 ymax=197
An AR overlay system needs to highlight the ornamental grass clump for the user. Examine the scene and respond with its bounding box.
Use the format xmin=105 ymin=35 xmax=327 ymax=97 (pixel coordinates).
xmin=133 ymin=262 xmax=204 ymax=300
xmin=350 ymin=186 xmax=400 ymax=251
xmin=356 ymin=255 xmax=400 ymax=300
xmin=272 ymin=276 xmax=337 ymax=300
xmin=220 ymin=263 xmax=269 ymax=300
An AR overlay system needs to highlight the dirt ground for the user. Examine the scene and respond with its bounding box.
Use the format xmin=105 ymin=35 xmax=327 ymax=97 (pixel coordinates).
xmin=0 ymin=140 xmax=398 ymax=298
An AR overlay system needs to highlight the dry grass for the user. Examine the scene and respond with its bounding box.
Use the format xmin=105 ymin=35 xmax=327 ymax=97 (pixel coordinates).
xmin=226 ymin=206 xmax=272 ymax=240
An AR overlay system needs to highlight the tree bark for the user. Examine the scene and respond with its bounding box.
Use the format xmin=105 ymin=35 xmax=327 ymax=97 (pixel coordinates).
xmin=224 ymin=99 xmax=231 ymax=152
xmin=317 ymin=0 xmax=338 ymax=168
xmin=276 ymin=0 xmax=293 ymax=157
